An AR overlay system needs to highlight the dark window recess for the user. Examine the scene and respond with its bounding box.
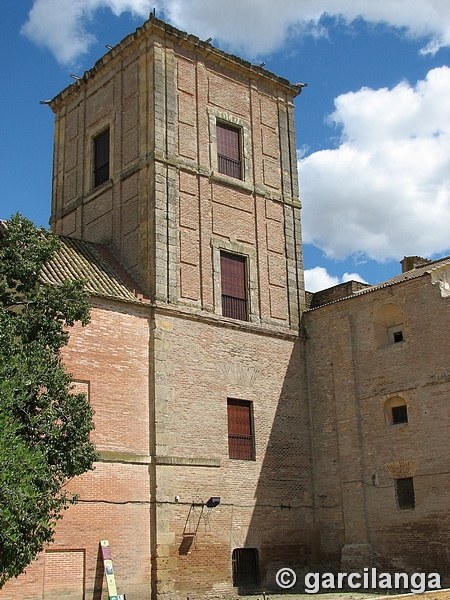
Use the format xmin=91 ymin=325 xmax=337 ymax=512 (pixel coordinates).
xmin=393 ymin=331 xmax=404 ymax=343
xmin=217 ymin=121 xmax=241 ymax=179
xmin=396 ymin=477 xmax=415 ymax=509
xmin=221 ymin=252 xmax=247 ymax=321
xmin=93 ymin=128 xmax=110 ymax=187
xmin=227 ymin=399 xmax=254 ymax=460
xmin=392 ymin=405 xmax=408 ymax=424
xmin=232 ymin=548 xmax=260 ymax=587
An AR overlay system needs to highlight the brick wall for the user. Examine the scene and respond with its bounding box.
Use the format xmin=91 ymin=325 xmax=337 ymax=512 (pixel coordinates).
xmin=0 ymin=301 xmax=152 ymax=600
xmin=151 ymin=312 xmax=315 ymax=597
xmin=304 ymin=273 xmax=450 ymax=584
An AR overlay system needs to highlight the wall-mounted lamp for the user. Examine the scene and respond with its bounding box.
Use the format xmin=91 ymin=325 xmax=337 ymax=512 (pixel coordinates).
xmin=206 ymin=497 xmax=220 ymax=508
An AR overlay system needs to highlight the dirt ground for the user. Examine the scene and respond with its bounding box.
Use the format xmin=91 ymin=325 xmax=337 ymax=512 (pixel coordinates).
xmin=240 ymin=594 xmax=380 ymax=600
xmin=239 ymin=592 xmax=450 ymax=600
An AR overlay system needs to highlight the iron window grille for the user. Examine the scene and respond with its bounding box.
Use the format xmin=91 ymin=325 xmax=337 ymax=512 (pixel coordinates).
xmin=217 ymin=121 xmax=242 ymax=179
xmin=227 ymin=399 xmax=254 ymax=461
xmin=392 ymin=405 xmax=408 ymax=424
xmin=232 ymin=548 xmax=260 ymax=587
xmin=220 ymin=252 xmax=247 ymax=321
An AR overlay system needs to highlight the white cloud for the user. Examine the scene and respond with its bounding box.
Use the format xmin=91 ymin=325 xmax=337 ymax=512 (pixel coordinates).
xmin=21 ymin=0 xmax=450 ymax=64
xmin=21 ymin=0 xmax=153 ymax=65
xmin=299 ymin=66 xmax=450 ymax=261
xmin=304 ymin=267 xmax=339 ymax=292
xmin=162 ymin=0 xmax=450 ymax=57
xmin=304 ymin=267 xmax=368 ymax=292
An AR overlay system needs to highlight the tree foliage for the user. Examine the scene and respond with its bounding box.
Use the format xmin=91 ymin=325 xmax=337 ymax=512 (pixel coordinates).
xmin=0 ymin=214 xmax=97 ymax=587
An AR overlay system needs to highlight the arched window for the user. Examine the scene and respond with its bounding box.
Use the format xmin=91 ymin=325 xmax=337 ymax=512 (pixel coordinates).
xmin=374 ymin=303 xmax=405 ymax=347
xmin=232 ymin=548 xmax=260 ymax=587
xmin=384 ymin=396 xmax=408 ymax=425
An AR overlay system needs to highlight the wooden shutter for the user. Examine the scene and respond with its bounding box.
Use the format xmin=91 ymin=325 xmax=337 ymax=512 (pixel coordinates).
xmin=94 ymin=128 xmax=110 ymax=187
xmin=216 ymin=122 xmax=241 ymax=179
xmin=221 ymin=253 xmax=246 ymax=299
xmin=221 ymin=252 xmax=247 ymax=320
xmin=227 ymin=399 xmax=253 ymax=460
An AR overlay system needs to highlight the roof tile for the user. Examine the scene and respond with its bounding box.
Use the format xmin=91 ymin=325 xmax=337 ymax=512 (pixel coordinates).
xmin=40 ymin=237 xmax=149 ymax=304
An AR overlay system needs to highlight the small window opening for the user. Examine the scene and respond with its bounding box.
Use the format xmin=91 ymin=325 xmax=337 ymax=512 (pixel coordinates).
xmin=232 ymin=548 xmax=260 ymax=587
xmin=387 ymin=324 xmax=405 ymax=345
xmin=374 ymin=304 xmax=405 ymax=347
xmin=393 ymin=330 xmax=404 ymax=343
xmin=396 ymin=477 xmax=415 ymax=509
xmin=217 ymin=121 xmax=241 ymax=179
xmin=392 ymin=405 xmax=408 ymax=424
xmin=384 ymin=397 xmax=409 ymax=426
xmin=227 ymin=399 xmax=254 ymax=460
xmin=93 ymin=128 xmax=110 ymax=188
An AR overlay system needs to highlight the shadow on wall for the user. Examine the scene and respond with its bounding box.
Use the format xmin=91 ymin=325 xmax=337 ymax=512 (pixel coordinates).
xmin=234 ymin=339 xmax=319 ymax=594
xmin=93 ymin=543 xmax=104 ymax=600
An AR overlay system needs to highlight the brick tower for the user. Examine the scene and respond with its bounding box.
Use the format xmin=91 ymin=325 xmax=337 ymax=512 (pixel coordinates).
xmin=50 ymin=17 xmax=306 ymax=327
xmin=3 ymin=16 xmax=315 ymax=600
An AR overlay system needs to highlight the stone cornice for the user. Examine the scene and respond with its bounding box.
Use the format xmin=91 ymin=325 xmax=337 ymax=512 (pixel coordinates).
xmin=49 ymin=17 xmax=303 ymax=112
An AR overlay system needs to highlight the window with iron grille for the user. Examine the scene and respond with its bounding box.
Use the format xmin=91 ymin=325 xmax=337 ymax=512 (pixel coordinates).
xmin=227 ymin=399 xmax=254 ymax=461
xmin=392 ymin=404 xmax=408 ymax=424
xmin=93 ymin=128 xmax=110 ymax=188
xmin=232 ymin=548 xmax=260 ymax=587
xmin=396 ymin=477 xmax=415 ymax=509
xmin=220 ymin=252 xmax=247 ymax=321
xmin=217 ymin=121 xmax=242 ymax=179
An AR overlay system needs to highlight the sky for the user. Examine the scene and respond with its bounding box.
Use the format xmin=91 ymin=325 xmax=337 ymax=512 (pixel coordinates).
xmin=2 ymin=1 xmax=450 ymax=291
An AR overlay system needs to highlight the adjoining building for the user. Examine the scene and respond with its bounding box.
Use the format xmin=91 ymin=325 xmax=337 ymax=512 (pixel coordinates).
xmin=304 ymin=256 xmax=450 ymax=577
xmin=1 ymin=14 xmax=449 ymax=600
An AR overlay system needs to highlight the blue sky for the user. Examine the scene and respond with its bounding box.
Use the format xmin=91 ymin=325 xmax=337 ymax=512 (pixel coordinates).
xmin=2 ymin=1 xmax=450 ymax=291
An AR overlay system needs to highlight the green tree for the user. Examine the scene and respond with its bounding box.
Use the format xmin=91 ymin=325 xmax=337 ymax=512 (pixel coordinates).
xmin=0 ymin=214 xmax=97 ymax=587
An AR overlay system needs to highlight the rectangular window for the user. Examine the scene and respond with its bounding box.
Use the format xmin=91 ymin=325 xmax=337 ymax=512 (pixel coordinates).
xmin=93 ymin=128 xmax=110 ymax=188
xmin=396 ymin=477 xmax=415 ymax=509
xmin=387 ymin=324 xmax=405 ymax=345
xmin=221 ymin=252 xmax=247 ymax=321
xmin=392 ymin=405 xmax=408 ymax=424
xmin=217 ymin=121 xmax=241 ymax=179
xmin=227 ymin=399 xmax=254 ymax=460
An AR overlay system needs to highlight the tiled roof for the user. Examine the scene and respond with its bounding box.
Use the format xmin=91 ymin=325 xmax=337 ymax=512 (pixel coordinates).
xmin=306 ymin=256 xmax=450 ymax=311
xmin=356 ymin=256 xmax=450 ymax=294
xmin=41 ymin=237 xmax=148 ymax=304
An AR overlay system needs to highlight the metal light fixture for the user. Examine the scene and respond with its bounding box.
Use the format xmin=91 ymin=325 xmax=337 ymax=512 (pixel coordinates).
xmin=206 ymin=497 xmax=220 ymax=508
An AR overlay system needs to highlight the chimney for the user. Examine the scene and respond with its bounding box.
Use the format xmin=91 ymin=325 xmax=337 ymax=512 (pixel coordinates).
xmin=400 ymin=256 xmax=431 ymax=273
